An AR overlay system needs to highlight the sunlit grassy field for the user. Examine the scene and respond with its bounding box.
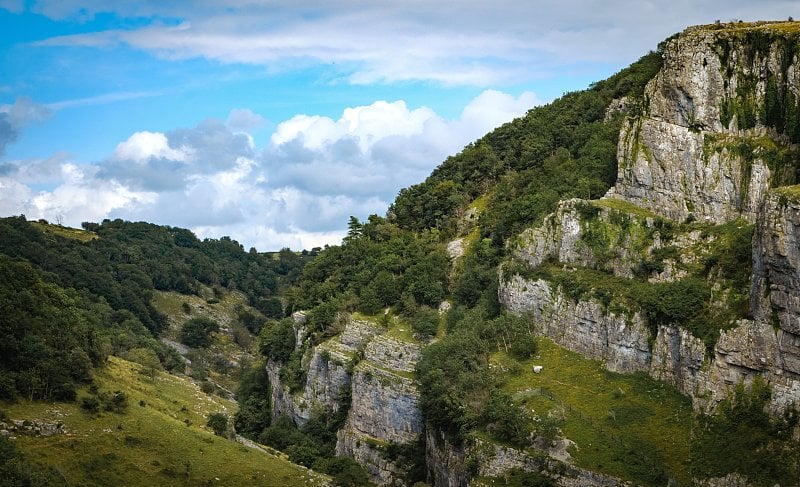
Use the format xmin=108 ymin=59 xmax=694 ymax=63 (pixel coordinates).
xmin=492 ymin=337 xmax=693 ymax=486
xmin=3 ymin=357 xmax=328 ymax=487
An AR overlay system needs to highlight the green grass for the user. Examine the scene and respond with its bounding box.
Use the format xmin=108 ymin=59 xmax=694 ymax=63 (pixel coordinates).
xmin=351 ymin=312 xmax=422 ymax=345
xmin=594 ymin=197 xmax=662 ymax=220
xmin=30 ymin=221 xmax=98 ymax=242
xmin=152 ymin=289 xmax=259 ymax=392
xmin=3 ymin=357 xmax=327 ymax=487
xmin=493 ymin=338 xmax=693 ymax=486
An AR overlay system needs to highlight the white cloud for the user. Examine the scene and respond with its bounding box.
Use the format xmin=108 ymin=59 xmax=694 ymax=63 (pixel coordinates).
xmin=227 ymin=108 xmax=264 ymax=132
xmin=113 ymin=131 xmax=193 ymax=163
xmin=0 ymin=160 xmax=157 ymax=225
xmin=28 ymin=1 xmax=800 ymax=86
xmin=2 ymin=89 xmax=536 ymax=250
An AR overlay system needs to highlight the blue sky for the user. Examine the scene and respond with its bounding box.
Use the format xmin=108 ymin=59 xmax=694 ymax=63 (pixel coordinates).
xmin=1 ymin=1 xmax=798 ymax=251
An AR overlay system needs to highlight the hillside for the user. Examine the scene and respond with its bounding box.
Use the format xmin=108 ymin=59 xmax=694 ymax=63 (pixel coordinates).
xmin=4 ymin=19 xmax=800 ymax=487
xmin=255 ymin=20 xmax=800 ymax=487
xmin=1 ymin=356 xmax=328 ymax=486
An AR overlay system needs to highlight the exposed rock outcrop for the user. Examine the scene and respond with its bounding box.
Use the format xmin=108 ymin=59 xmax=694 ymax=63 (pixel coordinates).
xmin=609 ymin=24 xmax=800 ymax=224
xmin=335 ymin=333 xmax=423 ymax=484
xmin=425 ymin=429 xmax=626 ymax=487
xmin=268 ymin=314 xmax=423 ymax=485
xmin=499 ymin=275 xmax=651 ymax=374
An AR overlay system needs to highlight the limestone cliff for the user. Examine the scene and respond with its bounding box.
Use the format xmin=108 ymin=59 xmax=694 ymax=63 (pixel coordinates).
xmin=499 ymin=22 xmax=800 ymax=417
xmin=268 ymin=314 xmax=423 ymax=485
xmin=610 ymin=22 xmax=800 ymax=224
xmin=266 ymin=22 xmax=800 ymax=487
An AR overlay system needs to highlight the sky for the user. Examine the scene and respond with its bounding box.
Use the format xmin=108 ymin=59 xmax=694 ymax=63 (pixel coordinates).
xmin=1 ymin=1 xmax=799 ymax=251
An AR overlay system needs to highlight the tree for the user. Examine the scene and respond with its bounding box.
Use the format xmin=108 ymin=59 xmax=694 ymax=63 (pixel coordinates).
xmin=344 ymin=216 xmax=363 ymax=243
xmin=207 ymin=412 xmax=228 ymax=437
xmin=180 ymin=317 xmax=220 ymax=348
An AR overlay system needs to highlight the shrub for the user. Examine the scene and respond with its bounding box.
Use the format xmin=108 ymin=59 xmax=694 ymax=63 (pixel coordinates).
xmin=207 ymin=412 xmax=228 ymax=437
xmin=410 ymin=307 xmax=439 ymax=337
xmin=179 ymin=317 xmax=220 ymax=348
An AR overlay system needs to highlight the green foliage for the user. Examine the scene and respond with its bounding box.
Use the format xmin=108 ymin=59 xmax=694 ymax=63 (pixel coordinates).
xmin=716 ymin=30 xmax=800 ymax=142
xmin=233 ymin=360 xmax=271 ymax=439
xmin=410 ymin=307 xmax=439 ymax=337
xmin=179 ymin=317 xmax=220 ymax=348
xmin=259 ymin=318 xmax=296 ymax=363
xmin=691 ymin=378 xmax=800 ymax=486
xmin=206 ymin=412 xmax=228 ymax=436
xmin=0 ymin=256 xmax=103 ymax=401
xmin=482 ymin=468 xmax=556 ymax=487
xmin=317 ymin=456 xmax=375 ymax=487
xmin=0 ymin=216 xmax=307 ymax=407
xmin=290 ymin=215 xmax=449 ymax=332
xmin=452 ymin=238 xmax=502 ymax=314
xmin=389 ymin=51 xmax=662 ymax=242
xmin=525 ymin=261 xmax=742 ymax=347
xmin=417 ymin=330 xmax=491 ymax=442
xmin=483 ymin=390 xmax=533 ymax=447
xmin=258 ymin=410 xmax=365 ymax=480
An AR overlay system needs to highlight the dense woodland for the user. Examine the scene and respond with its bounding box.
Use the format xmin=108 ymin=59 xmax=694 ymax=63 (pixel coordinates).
xmin=0 ymin=216 xmax=306 ymax=404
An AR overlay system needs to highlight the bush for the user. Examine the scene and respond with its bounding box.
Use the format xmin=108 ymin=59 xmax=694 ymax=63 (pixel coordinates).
xmin=103 ymin=390 xmax=128 ymax=413
xmin=509 ymin=334 xmax=538 ymax=360
xmin=207 ymin=412 xmax=228 ymax=437
xmin=259 ymin=318 xmax=296 ymax=362
xmin=180 ymin=317 xmax=220 ymax=348
xmin=321 ymin=456 xmax=374 ymax=486
xmin=410 ymin=307 xmax=439 ymax=337
xmin=80 ymin=394 xmax=101 ymax=413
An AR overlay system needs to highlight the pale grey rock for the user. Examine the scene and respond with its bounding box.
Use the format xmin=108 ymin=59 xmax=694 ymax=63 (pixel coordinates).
xmin=425 ymin=429 xmax=626 ymax=487
xmin=609 ymin=26 xmax=800 ymax=224
xmin=499 ymin=275 xmax=651 ymax=374
xmin=268 ymin=319 xmax=380 ymax=425
xmin=447 ymin=238 xmax=465 ymax=259
xmin=649 ymin=325 xmax=706 ymax=397
xmin=292 ymin=311 xmax=309 ymax=351
xmin=344 ymin=365 xmax=422 ymax=444
xmin=501 ymin=265 xmax=800 ymax=412
xmin=425 ymin=429 xmax=469 ymax=487
xmin=336 ymin=343 xmax=423 ymax=485
xmin=271 ymin=315 xmax=424 ymax=485
xmin=364 ymin=335 xmax=421 ymax=374
xmin=509 ymin=197 xmax=705 ymax=281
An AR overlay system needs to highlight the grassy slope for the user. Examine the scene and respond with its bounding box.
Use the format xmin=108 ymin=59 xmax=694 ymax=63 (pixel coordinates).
xmin=492 ymin=338 xmax=693 ymax=486
xmin=29 ymin=222 xmax=98 ymax=242
xmin=3 ymin=357 xmax=328 ymax=487
xmin=152 ymin=289 xmax=258 ymax=393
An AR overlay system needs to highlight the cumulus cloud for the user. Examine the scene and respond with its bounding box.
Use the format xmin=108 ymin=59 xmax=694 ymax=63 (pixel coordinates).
xmin=227 ymin=108 xmax=265 ymax=132
xmin=0 ymin=97 xmax=51 ymax=156
xmin=2 ymin=90 xmax=536 ymax=250
xmin=266 ymin=91 xmax=537 ymax=200
xmin=0 ymin=161 xmax=156 ymax=224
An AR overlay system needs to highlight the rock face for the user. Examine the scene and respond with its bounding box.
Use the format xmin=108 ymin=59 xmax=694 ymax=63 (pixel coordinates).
xmin=500 ymin=23 xmax=800 ymax=416
xmin=609 ymin=24 xmax=800 ymax=224
xmin=268 ymin=314 xmax=423 ymax=485
xmin=509 ymin=197 xmax=704 ymax=281
xmin=267 ymin=24 xmax=800 ymax=486
xmin=499 ymin=267 xmax=800 ymax=413
xmin=749 ymin=189 xmax=800 ymax=409
xmin=425 ymin=429 xmax=626 ymax=487
xmin=336 ymin=334 xmax=424 ymax=484
xmin=499 ymin=275 xmax=651 ymax=374
xmin=267 ymin=318 xmax=379 ymax=426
